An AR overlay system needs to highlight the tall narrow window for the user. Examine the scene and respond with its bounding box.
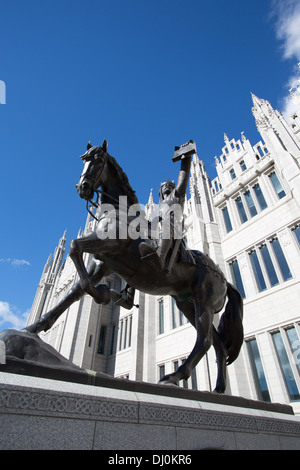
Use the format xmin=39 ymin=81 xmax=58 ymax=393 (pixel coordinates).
xmin=158 ymin=364 xmax=165 ymax=380
xmin=158 ymin=299 xmax=164 ymax=334
xmin=229 ymin=260 xmax=246 ymax=298
xmin=257 ymin=146 xmax=264 ymax=157
xmin=272 ymin=331 xmax=300 ymax=401
xmin=123 ymin=317 xmax=128 ymax=349
xmin=222 ymin=207 xmax=233 ymax=233
xmin=171 ymin=297 xmax=185 ymax=329
xmin=239 ymin=160 xmax=247 ymax=172
xmin=118 ymin=321 xmax=123 ymax=351
xmin=269 ymin=172 xmax=286 ymax=199
xmin=230 ymin=168 xmax=236 ymax=180
xmin=110 ymin=325 xmax=116 ymax=355
xmin=292 ymin=225 xmax=300 ymax=246
xmin=286 ymin=327 xmax=300 ymax=375
xmin=249 ymin=250 xmax=267 ymax=292
xmin=259 ymin=244 xmax=279 ymax=287
xmin=191 ymin=368 xmax=198 ymax=390
xmin=247 ymin=339 xmax=271 ymax=402
xmin=270 ymin=238 xmax=292 ymax=281
xmin=236 ymin=197 xmax=248 ymax=223
xmin=253 ymin=184 xmax=268 ymax=211
xmin=244 ymin=190 xmax=258 ymax=218
xmin=172 ymin=297 xmax=178 ymax=329
xmin=128 ymin=315 xmax=132 ymax=348
xmin=97 ymin=325 xmax=107 ymax=354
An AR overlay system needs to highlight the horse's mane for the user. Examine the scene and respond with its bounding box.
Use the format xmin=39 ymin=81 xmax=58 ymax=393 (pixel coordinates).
xmin=107 ymin=153 xmax=139 ymax=206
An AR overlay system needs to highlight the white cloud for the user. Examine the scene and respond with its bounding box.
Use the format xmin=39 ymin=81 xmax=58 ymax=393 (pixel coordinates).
xmin=271 ymin=0 xmax=300 ymax=118
xmin=0 ymin=301 xmax=29 ymax=330
xmin=0 ymin=258 xmax=30 ymax=267
xmin=273 ymin=0 xmax=300 ymax=60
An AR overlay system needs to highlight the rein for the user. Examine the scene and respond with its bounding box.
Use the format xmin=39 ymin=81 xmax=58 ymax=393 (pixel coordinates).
xmin=86 ymin=188 xmax=129 ymax=221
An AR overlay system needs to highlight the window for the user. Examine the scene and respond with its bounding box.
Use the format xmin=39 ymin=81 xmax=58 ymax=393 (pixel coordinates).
xmin=236 ymin=197 xmax=248 ymax=224
xmin=110 ymin=325 xmax=116 ymax=354
xmin=269 ymin=172 xmax=286 ymax=199
xmin=239 ymin=160 xmax=247 ymax=172
xmin=128 ymin=315 xmax=132 ymax=347
xmin=97 ymin=325 xmax=107 ymax=354
xmin=259 ymin=244 xmax=279 ymax=287
xmin=257 ymin=146 xmax=264 ymax=158
xmin=229 ymin=260 xmax=246 ymax=298
xmin=249 ymin=250 xmax=267 ymax=292
xmin=118 ymin=320 xmax=123 ymax=351
xmin=253 ymin=184 xmax=268 ymax=211
xmin=230 ymin=168 xmax=236 ymax=180
xmin=222 ymin=207 xmax=233 ymax=233
xmin=158 ymin=364 xmax=165 ymax=380
xmin=158 ymin=299 xmax=164 ymax=334
xmin=286 ymin=326 xmax=300 ymax=375
xmin=191 ymin=368 xmax=198 ymax=390
xmin=292 ymin=225 xmax=300 ymax=246
xmin=247 ymin=339 xmax=271 ymax=402
xmin=248 ymin=238 xmax=292 ymax=292
xmin=171 ymin=297 xmax=185 ymax=329
xmin=270 ymin=238 xmax=292 ymax=281
xmin=118 ymin=315 xmax=133 ymax=351
xmin=244 ymin=190 xmax=257 ymax=218
xmin=272 ymin=331 xmax=300 ymax=401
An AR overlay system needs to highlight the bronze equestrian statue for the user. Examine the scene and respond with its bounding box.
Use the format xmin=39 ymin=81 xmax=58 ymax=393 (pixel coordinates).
xmin=25 ymin=139 xmax=243 ymax=393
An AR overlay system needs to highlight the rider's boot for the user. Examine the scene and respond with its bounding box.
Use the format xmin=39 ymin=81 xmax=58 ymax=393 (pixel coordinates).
xmin=139 ymin=239 xmax=173 ymax=272
xmin=139 ymin=241 xmax=164 ymax=271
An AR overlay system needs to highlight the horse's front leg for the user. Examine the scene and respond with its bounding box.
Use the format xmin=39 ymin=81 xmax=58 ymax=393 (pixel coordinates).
xmin=69 ymin=234 xmax=110 ymax=305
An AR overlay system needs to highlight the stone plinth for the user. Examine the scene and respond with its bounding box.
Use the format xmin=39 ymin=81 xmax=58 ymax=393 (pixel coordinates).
xmin=0 ymin=369 xmax=300 ymax=450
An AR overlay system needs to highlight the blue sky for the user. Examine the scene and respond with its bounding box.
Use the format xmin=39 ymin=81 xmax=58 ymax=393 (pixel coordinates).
xmin=1 ymin=0 xmax=300 ymax=329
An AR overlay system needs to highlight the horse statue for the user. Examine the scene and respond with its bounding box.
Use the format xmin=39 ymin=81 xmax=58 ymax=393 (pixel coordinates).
xmin=25 ymin=139 xmax=243 ymax=393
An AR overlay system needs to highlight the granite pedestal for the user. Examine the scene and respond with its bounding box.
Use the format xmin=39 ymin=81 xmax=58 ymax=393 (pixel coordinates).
xmin=0 ymin=363 xmax=300 ymax=450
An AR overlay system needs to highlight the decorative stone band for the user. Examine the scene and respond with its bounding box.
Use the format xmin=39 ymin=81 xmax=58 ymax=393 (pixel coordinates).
xmin=1 ymin=382 xmax=300 ymax=437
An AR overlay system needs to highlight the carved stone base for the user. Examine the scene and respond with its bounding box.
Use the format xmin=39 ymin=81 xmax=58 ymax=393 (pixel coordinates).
xmin=1 ymin=370 xmax=300 ymax=450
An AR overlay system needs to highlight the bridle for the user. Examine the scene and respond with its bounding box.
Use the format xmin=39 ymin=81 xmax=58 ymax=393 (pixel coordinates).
xmin=82 ymin=152 xmax=123 ymax=221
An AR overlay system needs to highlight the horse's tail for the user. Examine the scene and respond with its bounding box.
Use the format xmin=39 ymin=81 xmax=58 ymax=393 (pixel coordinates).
xmin=218 ymin=282 xmax=244 ymax=365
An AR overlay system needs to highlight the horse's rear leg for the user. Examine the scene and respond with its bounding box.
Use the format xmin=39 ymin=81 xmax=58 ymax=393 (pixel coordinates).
xmin=159 ymin=297 xmax=213 ymax=386
xmin=212 ymin=326 xmax=227 ymax=394
xmin=24 ymin=258 xmax=107 ymax=334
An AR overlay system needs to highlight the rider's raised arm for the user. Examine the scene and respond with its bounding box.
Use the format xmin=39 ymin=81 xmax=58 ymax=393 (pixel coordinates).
xmin=175 ymin=156 xmax=192 ymax=199
xmin=172 ymin=140 xmax=196 ymax=199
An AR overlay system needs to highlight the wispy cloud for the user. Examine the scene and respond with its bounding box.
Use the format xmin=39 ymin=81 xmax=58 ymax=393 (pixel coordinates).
xmin=0 ymin=301 xmax=29 ymax=330
xmin=271 ymin=0 xmax=300 ymax=117
xmin=0 ymin=258 xmax=30 ymax=267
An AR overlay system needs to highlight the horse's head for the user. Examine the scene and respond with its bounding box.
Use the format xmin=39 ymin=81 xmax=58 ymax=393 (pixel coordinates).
xmin=76 ymin=139 xmax=109 ymax=200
